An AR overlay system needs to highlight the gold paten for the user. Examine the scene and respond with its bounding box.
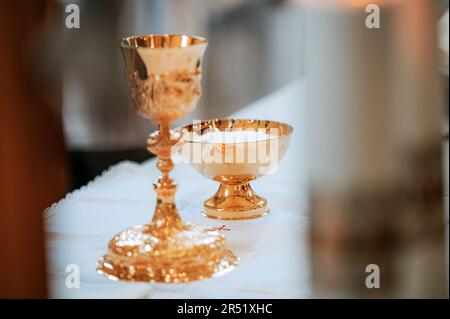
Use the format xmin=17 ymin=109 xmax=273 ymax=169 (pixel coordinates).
xmin=177 ymin=119 xmax=293 ymax=220
xmin=97 ymin=35 xmax=238 ymax=283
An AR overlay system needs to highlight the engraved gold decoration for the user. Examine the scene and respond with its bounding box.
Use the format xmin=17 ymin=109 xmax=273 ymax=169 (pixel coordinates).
xmin=97 ymin=34 xmax=238 ymax=283
xmin=177 ymin=119 xmax=293 ymax=220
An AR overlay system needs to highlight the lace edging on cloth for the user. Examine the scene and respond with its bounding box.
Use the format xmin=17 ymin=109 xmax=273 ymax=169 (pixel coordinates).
xmin=43 ymin=161 xmax=141 ymax=220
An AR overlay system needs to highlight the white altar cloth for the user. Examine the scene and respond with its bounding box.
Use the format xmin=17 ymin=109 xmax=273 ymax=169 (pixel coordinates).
xmin=45 ymin=80 xmax=311 ymax=298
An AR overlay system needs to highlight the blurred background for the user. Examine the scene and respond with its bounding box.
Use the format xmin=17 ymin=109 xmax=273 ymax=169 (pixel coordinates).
xmin=0 ymin=0 xmax=448 ymax=298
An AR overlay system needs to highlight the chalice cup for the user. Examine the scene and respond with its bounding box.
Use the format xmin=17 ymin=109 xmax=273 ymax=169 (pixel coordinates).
xmin=96 ymin=34 xmax=238 ymax=283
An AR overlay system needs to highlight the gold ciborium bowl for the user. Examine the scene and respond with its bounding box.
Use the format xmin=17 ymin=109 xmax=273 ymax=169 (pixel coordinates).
xmin=177 ymin=119 xmax=293 ymax=220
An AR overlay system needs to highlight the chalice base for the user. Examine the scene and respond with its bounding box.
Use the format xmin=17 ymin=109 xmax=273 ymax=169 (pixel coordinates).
xmin=97 ymin=223 xmax=238 ymax=283
xmin=202 ymin=182 xmax=270 ymax=220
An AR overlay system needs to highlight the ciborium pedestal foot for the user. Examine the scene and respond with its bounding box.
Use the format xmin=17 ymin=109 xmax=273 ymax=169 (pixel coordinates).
xmin=203 ymin=181 xmax=269 ymax=220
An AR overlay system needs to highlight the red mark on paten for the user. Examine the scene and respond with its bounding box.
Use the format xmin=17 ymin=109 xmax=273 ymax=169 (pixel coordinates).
xmin=217 ymin=225 xmax=231 ymax=231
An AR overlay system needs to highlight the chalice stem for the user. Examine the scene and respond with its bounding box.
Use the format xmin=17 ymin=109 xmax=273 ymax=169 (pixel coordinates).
xmin=150 ymin=122 xmax=183 ymax=237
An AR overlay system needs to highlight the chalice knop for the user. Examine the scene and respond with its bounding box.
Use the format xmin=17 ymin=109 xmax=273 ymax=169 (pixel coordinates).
xmin=97 ymin=35 xmax=238 ymax=283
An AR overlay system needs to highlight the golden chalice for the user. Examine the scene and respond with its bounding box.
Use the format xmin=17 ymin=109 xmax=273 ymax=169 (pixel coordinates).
xmin=177 ymin=119 xmax=293 ymax=220
xmin=97 ymin=35 xmax=238 ymax=283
